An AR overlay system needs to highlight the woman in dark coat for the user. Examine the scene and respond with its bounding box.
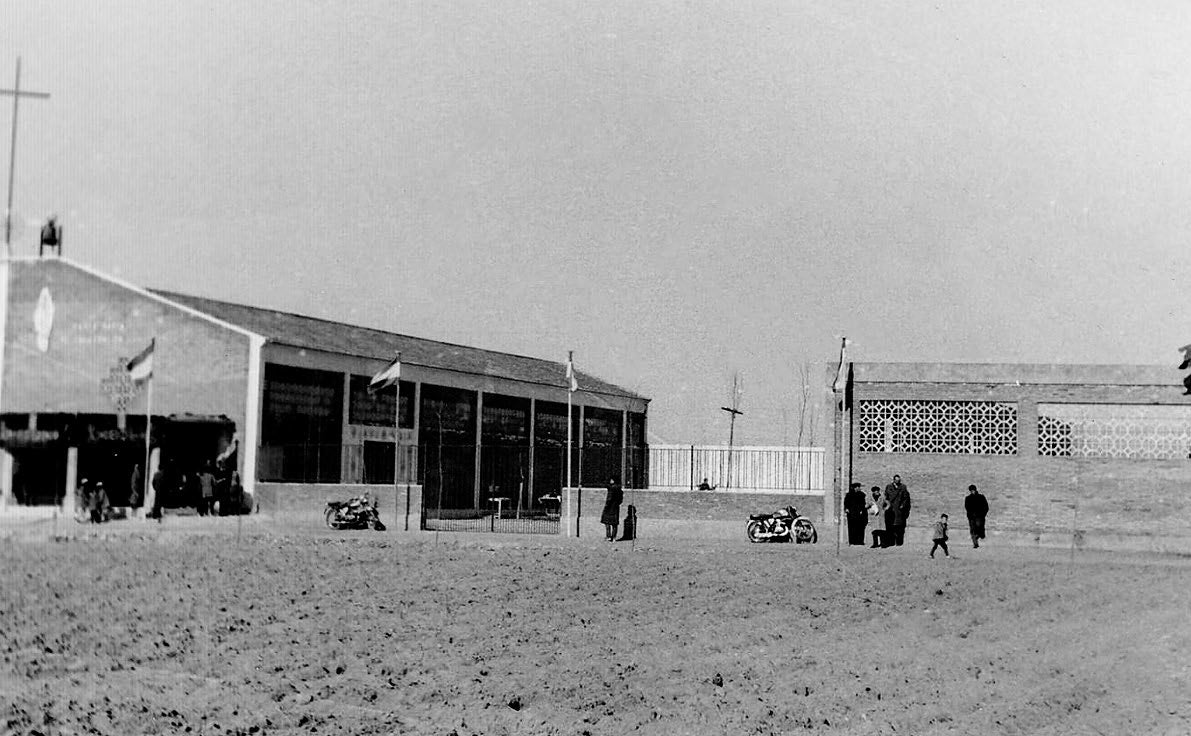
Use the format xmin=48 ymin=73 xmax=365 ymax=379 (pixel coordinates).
xmin=601 ymin=477 xmax=624 ymax=541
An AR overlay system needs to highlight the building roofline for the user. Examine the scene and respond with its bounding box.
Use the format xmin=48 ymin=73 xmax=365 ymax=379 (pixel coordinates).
xmin=149 ymin=289 xmax=650 ymax=402
xmin=850 ymin=361 xmax=1180 ymax=387
xmin=13 ymin=256 xmax=265 ymax=342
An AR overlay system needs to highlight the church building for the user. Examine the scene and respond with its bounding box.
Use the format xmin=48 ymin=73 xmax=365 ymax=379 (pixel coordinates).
xmin=0 ymin=257 xmax=649 ymax=513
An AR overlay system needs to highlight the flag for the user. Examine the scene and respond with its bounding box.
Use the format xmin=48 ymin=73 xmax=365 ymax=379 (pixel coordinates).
xmin=368 ymin=352 xmax=401 ymax=394
xmin=566 ymin=356 xmax=579 ymax=392
xmin=126 ymin=339 xmax=154 ymax=383
xmin=831 ymin=337 xmax=848 ymax=393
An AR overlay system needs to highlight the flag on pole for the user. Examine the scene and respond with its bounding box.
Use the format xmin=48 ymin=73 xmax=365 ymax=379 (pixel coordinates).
xmin=126 ymin=339 xmax=155 ymax=383
xmin=831 ymin=337 xmax=848 ymax=393
xmin=368 ymin=351 xmax=402 ymax=394
xmin=566 ymin=356 xmax=579 ymax=392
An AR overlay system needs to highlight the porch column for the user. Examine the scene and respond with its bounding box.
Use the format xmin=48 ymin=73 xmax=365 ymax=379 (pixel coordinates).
xmin=621 ymin=409 xmax=628 ymax=485
xmin=527 ymin=398 xmax=536 ymax=506
xmin=474 ymin=391 xmax=483 ymax=507
xmin=63 ymin=447 xmax=78 ymax=516
xmin=0 ymin=449 xmax=13 ymax=509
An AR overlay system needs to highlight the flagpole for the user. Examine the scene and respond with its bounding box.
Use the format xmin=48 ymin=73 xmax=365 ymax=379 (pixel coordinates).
xmin=142 ymin=339 xmax=155 ymax=519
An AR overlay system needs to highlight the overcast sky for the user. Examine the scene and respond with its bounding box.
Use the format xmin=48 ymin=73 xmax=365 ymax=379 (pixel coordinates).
xmin=4 ymin=1 xmax=1191 ymax=444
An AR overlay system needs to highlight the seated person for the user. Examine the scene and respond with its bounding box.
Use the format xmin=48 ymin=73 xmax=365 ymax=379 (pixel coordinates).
xmin=697 ymin=477 xmax=717 ymax=491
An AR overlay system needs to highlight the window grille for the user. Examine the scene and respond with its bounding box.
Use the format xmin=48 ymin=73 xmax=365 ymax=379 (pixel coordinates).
xmin=1037 ymin=403 xmax=1191 ymax=459
xmin=857 ymin=400 xmax=1017 ymax=455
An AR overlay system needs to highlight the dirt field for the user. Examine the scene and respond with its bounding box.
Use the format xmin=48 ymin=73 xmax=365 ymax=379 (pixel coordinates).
xmin=2 ymin=520 xmax=1189 ymax=735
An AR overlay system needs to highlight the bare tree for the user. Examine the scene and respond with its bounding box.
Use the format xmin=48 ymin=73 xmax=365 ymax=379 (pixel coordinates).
xmin=795 ymin=362 xmax=818 ymax=448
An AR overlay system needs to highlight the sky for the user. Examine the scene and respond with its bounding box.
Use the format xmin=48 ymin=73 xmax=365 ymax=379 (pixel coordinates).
xmin=3 ymin=1 xmax=1191 ymax=446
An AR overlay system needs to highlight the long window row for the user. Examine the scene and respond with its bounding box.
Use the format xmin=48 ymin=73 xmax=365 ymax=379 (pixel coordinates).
xmin=857 ymin=400 xmax=1018 ymax=455
xmin=258 ymin=364 xmax=647 ymax=499
xmin=859 ymin=400 xmax=1191 ymax=460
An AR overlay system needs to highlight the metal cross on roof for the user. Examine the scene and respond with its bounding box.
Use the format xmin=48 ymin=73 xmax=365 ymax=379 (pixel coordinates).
xmin=1 ymin=57 xmax=51 ymax=255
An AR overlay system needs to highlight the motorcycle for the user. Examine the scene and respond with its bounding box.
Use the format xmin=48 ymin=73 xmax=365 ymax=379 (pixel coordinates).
xmin=325 ymin=496 xmax=386 ymax=531
xmin=747 ymin=505 xmax=817 ymax=544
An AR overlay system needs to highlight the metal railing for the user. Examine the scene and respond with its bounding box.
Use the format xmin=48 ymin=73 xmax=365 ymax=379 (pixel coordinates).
xmin=649 ymin=444 xmax=825 ymax=493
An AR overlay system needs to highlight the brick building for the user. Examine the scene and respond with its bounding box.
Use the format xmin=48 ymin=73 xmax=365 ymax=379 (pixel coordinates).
xmin=833 ymin=363 xmax=1191 ymax=546
xmin=0 ymin=257 xmax=649 ymax=513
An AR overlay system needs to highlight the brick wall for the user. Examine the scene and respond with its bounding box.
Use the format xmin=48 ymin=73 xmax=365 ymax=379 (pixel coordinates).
xmin=850 ymin=367 xmax=1191 ymax=548
xmin=4 ymin=260 xmax=251 ymax=426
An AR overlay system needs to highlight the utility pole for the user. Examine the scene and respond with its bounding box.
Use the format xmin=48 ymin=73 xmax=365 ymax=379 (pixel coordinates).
xmin=2 ymin=57 xmax=51 ymax=256
xmin=720 ymin=372 xmax=744 ymax=490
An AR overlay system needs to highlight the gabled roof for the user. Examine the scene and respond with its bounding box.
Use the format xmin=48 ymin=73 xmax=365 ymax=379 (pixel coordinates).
xmin=151 ymin=290 xmax=646 ymax=401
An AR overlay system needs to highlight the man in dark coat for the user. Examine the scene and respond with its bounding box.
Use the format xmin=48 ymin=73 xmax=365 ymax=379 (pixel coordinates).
xmin=150 ymin=465 xmax=166 ymax=521
xmin=883 ymin=474 xmax=911 ymax=546
xmin=601 ymin=477 xmax=624 ymax=542
xmin=964 ymin=484 xmax=989 ymax=548
xmin=129 ymin=463 xmax=143 ymax=514
xmin=844 ymin=482 xmax=868 ymax=545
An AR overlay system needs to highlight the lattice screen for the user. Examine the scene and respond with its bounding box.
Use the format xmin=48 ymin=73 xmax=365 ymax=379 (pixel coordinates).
xmin=1037 ymin=403 xmax=1191 ymax=459
xmin=857 ymin=400 xmax=1017 ymax=455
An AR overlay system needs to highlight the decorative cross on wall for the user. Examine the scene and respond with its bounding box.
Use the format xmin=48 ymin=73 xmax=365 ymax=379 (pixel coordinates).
xmin=100 ymin=357 xmax=138 ymax=414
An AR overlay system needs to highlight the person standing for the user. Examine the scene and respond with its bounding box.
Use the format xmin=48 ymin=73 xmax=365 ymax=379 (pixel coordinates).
xmin=150 ymin=465 xmax=165 ymax=521
xmin=198 ymin=463 xmax=216 ymax=517
xmin=884 ymin=474 xmax=911 ymax=546
xmin=129 ymin=464 xmax=143 ymax=517
xmin=601 ymin=477 xmax=624 ymax=542
xmin=844 ymin=482 xmax=868 ymax=545
xmin=229 ymin=471 xmax=245 ymax=515
xmin=868 ymin=486 xmax=888 ymax=548
xmin=929 ymin=513 xmax=950 ymax=558
xmin=964 ymin=484 xmax=989 ymax=548
xmin=90 ymin=481 xmax=109 ymax=524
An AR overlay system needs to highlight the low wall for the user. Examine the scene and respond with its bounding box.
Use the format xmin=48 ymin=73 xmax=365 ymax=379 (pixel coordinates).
xmin=255 ymin=483 xmax=422 ymax=531
xmin=252 ymin=483 xmax=1191 ymax=553
xmin=571 ymin=488 xmax=824 ymax=540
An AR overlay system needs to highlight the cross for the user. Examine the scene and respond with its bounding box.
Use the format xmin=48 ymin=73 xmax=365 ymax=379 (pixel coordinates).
xmin=101 ymin=356 xmax=139 ymax=416
xmin=1 ymin=57 xmax=51 ymax=255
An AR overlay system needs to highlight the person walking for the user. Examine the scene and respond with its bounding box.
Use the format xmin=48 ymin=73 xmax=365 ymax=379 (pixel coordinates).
xmin=601 ymin=477 xmax=624 ymax=542
xmin=964 ymin=484 xmax=989 ymax=548
xmin=929 ymin=513 xmax=950 ymax=558
xmin=884 ymin=474 xmax=911 ymax=546
xmin=868 ymin=486 xmax=888 ymax=548
xmin=844 ymin=482 xmax=868 ymax=545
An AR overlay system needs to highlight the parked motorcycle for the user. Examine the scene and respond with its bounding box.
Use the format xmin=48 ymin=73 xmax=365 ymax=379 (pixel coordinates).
xmin=747 ymin=505 xmax=817 ymax=544
xmin=325 ymin=496 xmax=386 ymax=531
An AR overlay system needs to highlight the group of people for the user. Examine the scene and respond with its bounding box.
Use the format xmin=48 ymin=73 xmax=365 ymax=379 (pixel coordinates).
xmin=77 ymin=478 xmax=112 ymax=523
xmin=137 ymin=440 xmax=245 ymax=519
xmin=844 ymin=474 xmax=989 ymax=557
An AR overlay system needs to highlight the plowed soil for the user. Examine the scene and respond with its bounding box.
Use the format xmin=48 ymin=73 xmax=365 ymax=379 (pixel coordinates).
xmin=2 ymin=521 xmax=1189 ymax=735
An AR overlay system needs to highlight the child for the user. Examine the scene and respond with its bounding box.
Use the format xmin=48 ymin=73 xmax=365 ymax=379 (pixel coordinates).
xmin=930 ymin=513 xmax=950 ymax=558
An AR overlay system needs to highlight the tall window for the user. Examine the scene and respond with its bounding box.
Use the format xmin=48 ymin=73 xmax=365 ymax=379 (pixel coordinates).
xmin=348 ymin=376 xmax=414 ymax=428
xmin=261 ymin=364 xmax=343 ymax=481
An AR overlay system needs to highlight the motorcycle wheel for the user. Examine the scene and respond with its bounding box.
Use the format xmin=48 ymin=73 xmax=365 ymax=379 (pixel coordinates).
xmin=324 ymin=507 xmax=339 ymax=530
xmin=746 ymin=520 xmax=765 ymax=543
xmin=793 ymin=518 xmax=817 ymax=544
